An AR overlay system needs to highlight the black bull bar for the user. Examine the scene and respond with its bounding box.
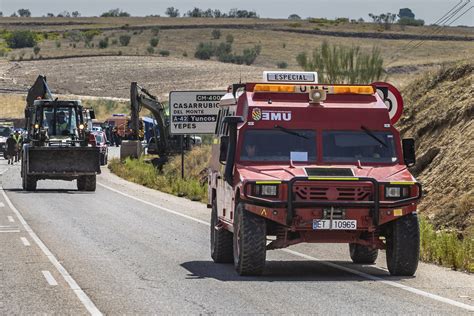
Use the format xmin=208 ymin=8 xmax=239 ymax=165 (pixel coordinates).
xmin=243 ymin=177 xmax=422 ymax=226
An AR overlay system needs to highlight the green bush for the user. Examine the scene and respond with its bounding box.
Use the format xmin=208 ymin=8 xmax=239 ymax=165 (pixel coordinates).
xmin=151 ymin=26 xmax=160 ymax=36
xmin=119 ymin=34 xmax=131 ymax=46
xmin=225 ymin=34 xmax=234 ymax=44
xmin=420 ymin=217 xmax=473 ymax=272
xmin=277 ymin=61 xmax=288 ymax=69
xmin=296 ymin=41 xmax=384 ymax=83
xmin=99 ymin=38 xmax=109 ymax=49
xmin=398 ymin=17 xmax=425 ymax=26
xmin=33 ymin=46 xmax=40 ymax=55
xmin=149 ymin=37 xmax=159 ymax=47
xmin=194 ymin=42 xmax=214 ymax=60
xmin=147 ymin=46 xmax=155 ymax=54
xmin=5 ymin=30 xmax=37 ymax=49
xmin=55 ymin=41 xmax=61 ymax=48
xmin=211 ymin=29 xmax=221 ymax=39
xmin=159 ymin=50 xmax=170 ymax=56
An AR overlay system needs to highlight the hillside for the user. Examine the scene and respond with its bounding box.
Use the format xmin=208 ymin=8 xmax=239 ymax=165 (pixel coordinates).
xmin=399 ymin=63 xmax=473 ymax=235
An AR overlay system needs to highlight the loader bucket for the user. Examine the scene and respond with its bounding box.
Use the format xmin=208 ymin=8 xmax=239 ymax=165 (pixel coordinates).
xmin=26 ymin=147 xmax=101 ymax=176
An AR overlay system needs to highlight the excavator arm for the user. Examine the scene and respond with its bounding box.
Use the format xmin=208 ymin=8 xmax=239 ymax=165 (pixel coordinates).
xmin=130 ymin=82 xmax=170 ymax=157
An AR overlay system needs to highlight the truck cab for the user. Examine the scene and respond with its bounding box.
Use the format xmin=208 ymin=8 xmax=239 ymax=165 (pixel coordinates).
xmin=208 ymin=72 xmax=421 ymax=276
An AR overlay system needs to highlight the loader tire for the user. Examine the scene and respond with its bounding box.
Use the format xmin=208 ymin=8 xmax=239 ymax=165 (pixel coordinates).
xmin=386 ymin=213 xmax=420 ymax=276
xmin=349 ymin=243 xmax=378 ymax=264
xmin=84 ymin=175 xmax=96 ymax=192
xmin=233 ymin=203 xmax=266 ymax=276
xmin=77 ymin=175 xmax=96 ymax=192
xmin=210 ymin=199 xmax=233 ymax=263
xmin=24 ymin=175 xmax=37 ymax=191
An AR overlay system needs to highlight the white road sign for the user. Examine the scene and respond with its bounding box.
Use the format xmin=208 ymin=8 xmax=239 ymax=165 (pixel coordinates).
xmin=169 ymin=91 xmax=226 ymax=135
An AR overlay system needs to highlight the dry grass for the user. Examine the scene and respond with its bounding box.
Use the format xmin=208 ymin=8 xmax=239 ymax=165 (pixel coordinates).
xmin=0 ymin=94 xmax=25 ymax=118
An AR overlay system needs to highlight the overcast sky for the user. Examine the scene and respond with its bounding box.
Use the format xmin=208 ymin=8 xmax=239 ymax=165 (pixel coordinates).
xmin=0 ymin=0 xmax=473 ymax=26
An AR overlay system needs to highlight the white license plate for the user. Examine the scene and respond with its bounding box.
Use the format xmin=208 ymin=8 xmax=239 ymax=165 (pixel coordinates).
xmin=312 ymin=219 xmax=357 ymax=230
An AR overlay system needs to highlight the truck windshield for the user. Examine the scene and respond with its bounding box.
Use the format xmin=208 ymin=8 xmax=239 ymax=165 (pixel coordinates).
xmin=0 ymin=127 xmax=11 ymax=137
xmin=240 ymin=129 xmax=316 ymax=162
xmin=42 ymin=107 xmax=78 ymax=136
xmin=322 ymin=131 xmax=398 ymax=163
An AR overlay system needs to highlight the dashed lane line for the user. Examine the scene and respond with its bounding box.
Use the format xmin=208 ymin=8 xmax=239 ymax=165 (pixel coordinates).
xmin=0 ymin=187 xmax=102 ymax=316
xmin=42 ymin=271 xmax=58 ymax=286
xmin=20 ymin=237 xmax=31 ymax=246
xmin=98 ymin=181 xmax=474 ymax=312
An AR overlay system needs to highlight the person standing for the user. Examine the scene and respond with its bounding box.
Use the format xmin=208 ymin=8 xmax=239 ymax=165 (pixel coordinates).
xmin=12 ymin=130 xmax=22 ymax=162
xmin=6 ymin=133 xmax=16 ymax=165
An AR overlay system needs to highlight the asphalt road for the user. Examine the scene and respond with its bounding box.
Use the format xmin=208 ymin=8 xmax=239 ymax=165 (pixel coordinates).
xmin=0 ymin=149 xmax=473 ymax=315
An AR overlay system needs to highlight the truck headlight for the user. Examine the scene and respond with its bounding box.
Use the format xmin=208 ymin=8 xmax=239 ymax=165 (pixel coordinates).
xmin=254 ymin=184 xmax=278 ymax=197
xmin=385 ymin=186 xmax=409 ymax=198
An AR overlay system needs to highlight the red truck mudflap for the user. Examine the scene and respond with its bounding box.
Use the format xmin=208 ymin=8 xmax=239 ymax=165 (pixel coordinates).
xmin=241 ymin=177 xmax=421 ymax=249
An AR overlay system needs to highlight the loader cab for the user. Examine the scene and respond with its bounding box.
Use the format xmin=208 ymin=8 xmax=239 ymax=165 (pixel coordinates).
xmin=30 ymin=100 xmax=86 ymax=141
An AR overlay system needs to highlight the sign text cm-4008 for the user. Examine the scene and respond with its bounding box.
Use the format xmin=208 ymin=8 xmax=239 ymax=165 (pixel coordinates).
xmin=169 ymin=91 xmax=225 ymax=135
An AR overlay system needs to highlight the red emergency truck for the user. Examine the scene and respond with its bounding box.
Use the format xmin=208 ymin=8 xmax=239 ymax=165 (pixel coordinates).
xmin=208 ymin=71 xmax=421 ymax=276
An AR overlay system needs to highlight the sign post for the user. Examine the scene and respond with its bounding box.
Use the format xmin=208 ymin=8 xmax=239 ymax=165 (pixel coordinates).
xmin=169 ymin=90 xmax=225 ymax=179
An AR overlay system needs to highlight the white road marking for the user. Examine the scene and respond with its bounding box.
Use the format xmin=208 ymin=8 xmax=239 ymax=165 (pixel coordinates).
xmin=99 ymin=181 xmax=474 ymax=312
xmin=7 ymin=216 xmax=14 ymax=222
xmin=20 ymin=237 xmax=31 ymax=246
xmin=0 ymin=230 xmax=20 ymax=233
xmin=0 ymin=187 xmax=102 ymax=316
xmin=97 ymin=182 xmax=209 ymax=226
xmin=42 ymin=270 xmax=58 ymax=286
xmin=0 ymin=202 xmax=4 ymax=208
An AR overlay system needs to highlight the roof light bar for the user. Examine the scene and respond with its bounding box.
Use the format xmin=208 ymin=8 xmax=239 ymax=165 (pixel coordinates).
xmin=253 ymin=84 xmax=375 ymax=95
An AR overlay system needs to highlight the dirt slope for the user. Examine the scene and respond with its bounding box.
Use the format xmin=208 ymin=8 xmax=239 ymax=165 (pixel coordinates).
xmin=398 ymin=63 xmax=473 ymax=234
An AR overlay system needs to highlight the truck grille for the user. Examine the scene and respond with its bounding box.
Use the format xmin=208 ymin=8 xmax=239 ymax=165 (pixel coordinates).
xmin=294 ymin=183 xmax=372 ymax=201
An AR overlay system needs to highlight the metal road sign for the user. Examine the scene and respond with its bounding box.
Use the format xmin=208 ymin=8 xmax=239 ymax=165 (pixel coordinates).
xmin=169 ymin=91 xmax=226 ymax=135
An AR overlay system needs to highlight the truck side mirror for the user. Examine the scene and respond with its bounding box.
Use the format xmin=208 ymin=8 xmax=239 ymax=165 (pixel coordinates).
xmin=219 ymin=136 xmax=229 ymax=163
xmin=223 ymin=116 xmax=244 ymax=185
xmin=402 ymin=138 xmax=416 ymax=167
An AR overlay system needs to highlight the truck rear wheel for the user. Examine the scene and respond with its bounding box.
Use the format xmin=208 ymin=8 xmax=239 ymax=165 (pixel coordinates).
xmin=210 ymin=199 xmax=233 ymax=263
xmin=349 ymin=243 xmax=378 ymax=264
xmin=386 ymin=213 xmax=420 ymax=276
xmin=77 ymin=175 xmax=96 ymax=192
xmin=233 ymin=203 xmax=266 ymax=276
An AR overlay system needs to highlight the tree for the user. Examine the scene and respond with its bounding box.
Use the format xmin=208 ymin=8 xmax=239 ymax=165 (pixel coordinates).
xmin=101 ymin=9 xmax=130 ymax=17
xmin=33 ymin=46 xmax=41 ymax=56
xmin=288 ymin=14 xmax=301 ymax=20
xmin=17 ymin=9 xmax=31 ymax=17
xmin=165 ymin=7 xmax=180 ymax=17
xmin=46 ymin=13 xmax=55 ymax=17
xmin=149 ymin=37 xmax=159 ymax=47
xmin=296 ymin=41 xmax=384 ymax=84
xmin=187 ymin=7 xmax=203 ymax=17
xmin=6 ymin=30 xmax=37 ymax=48
xmin=211 ymin=29 xmax=221 ymax=39
xmin=72 ymin=11 xmax=81 ymax=18
xmin=398 ymin=8 xmax=415 ymax=19
xmin=119 ymin=35 xmax=131 ymax=46
xmin=10 ymin=12 xmax=18 ymax=17
xmin=368 ymin=12 xmax=397 ymax=30
xmin=0 ymin=12 xmax=3 ymax=17
xmin=57 ymin=11 xmax=71 ymax=18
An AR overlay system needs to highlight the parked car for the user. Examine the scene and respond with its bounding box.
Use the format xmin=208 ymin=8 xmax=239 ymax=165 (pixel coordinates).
xmin=91 ymin=131 xmax=109 ymax=165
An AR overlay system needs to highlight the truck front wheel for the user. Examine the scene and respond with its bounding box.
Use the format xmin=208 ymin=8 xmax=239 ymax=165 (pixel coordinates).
xmin=210 ymin=199 xmax=233 ymax=263
xmin=386 ymin=213 xmax=420 ymax=276
xmin=233 ymin=203 xmax=266 ymax=276
xmin=349 ymin=243 xmax=378 ymax=264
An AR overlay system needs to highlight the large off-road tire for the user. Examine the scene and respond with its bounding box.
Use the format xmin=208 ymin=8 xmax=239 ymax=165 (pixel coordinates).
xmin=210 ymin=199 xmax=233 ymax=263
xmin=77 ymin=175 xmax=96 ymax=192
xmin=233 ymin=203 xmax=266 ymax=276
xmin=386 ymin=213 xmax=420 ymax=276
xmin=349 ymin=243 xmax=378 ymax=264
